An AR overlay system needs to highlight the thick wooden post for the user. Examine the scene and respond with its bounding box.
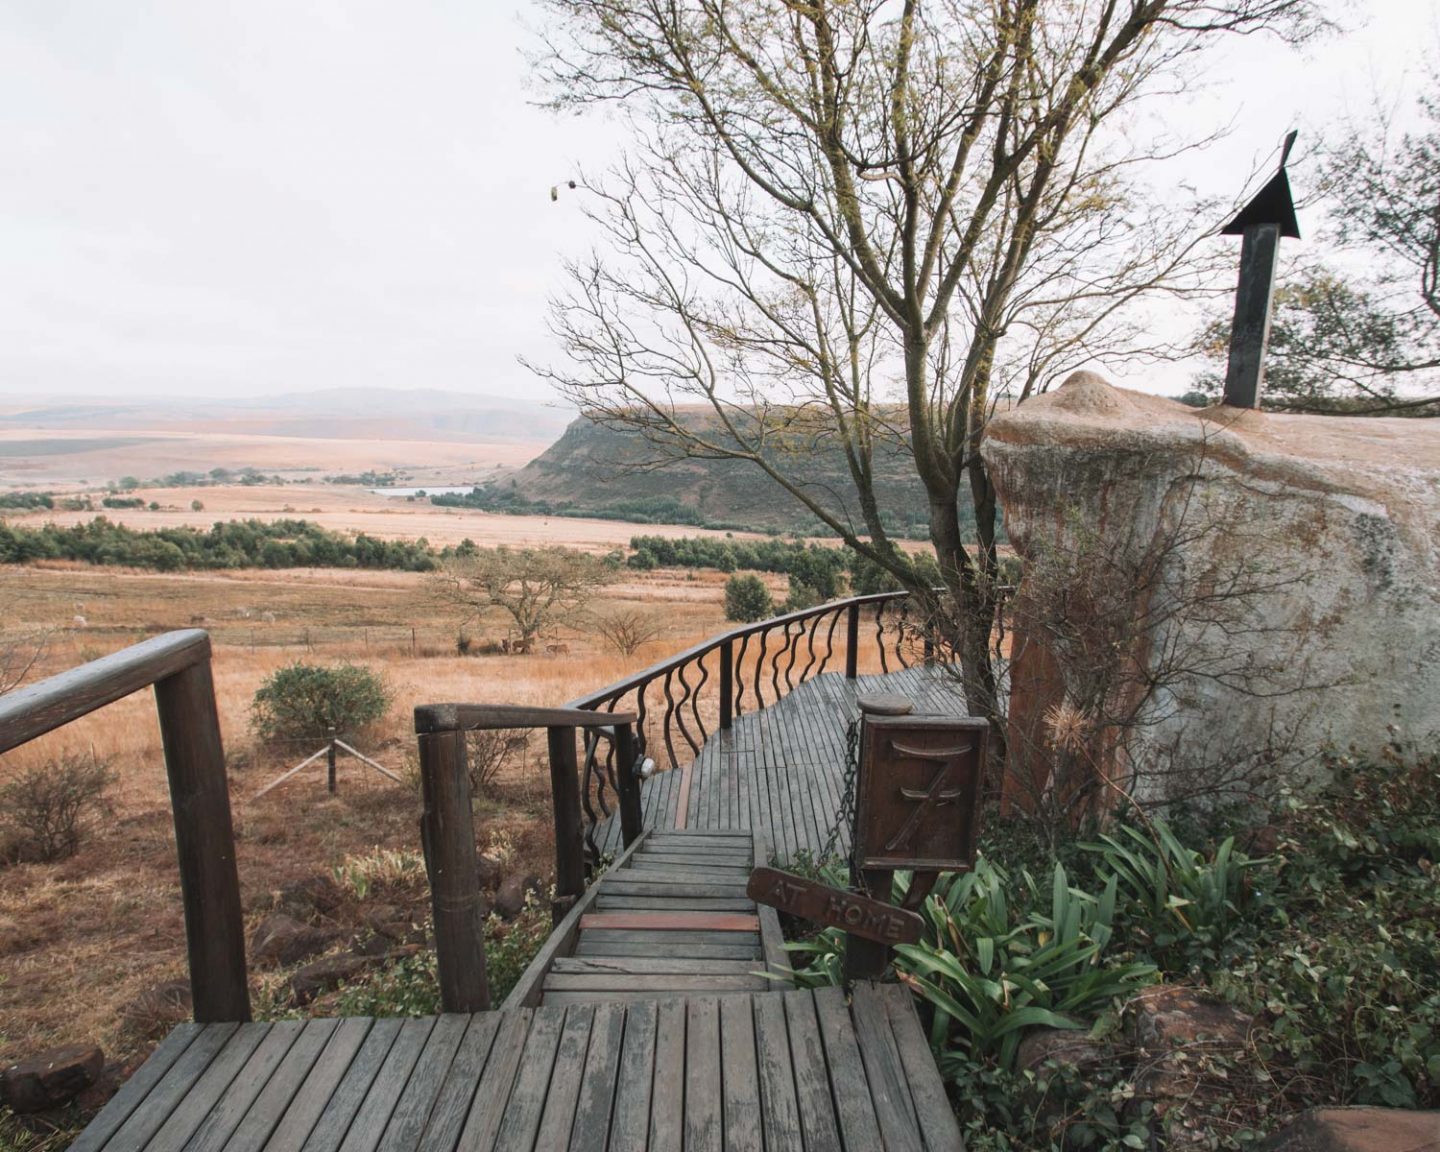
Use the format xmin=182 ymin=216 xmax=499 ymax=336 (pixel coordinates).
xmin=1223 ymin=222 xmax=1282 ymax=408
xmin=845 ymin=603 xmax=861 ymax=679
xmin=153 ymin=658 xmax=251 ymax=1023
xmin=417 ymin=729 xmax=489 ymax=1012
xmin=719 ymin=640 xmax=734 ymax=730
xmin=843 ymin=866 xmax=893 ymax=983
xmin=615 ymin=722 xmax=643 ymax=847
xmin=547 ymin=726 xmax=586 ymax=925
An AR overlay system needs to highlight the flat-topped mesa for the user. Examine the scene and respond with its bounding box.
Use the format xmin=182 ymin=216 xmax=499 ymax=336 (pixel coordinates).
xmin=981 ymin=371 xmax=1440 ymax=813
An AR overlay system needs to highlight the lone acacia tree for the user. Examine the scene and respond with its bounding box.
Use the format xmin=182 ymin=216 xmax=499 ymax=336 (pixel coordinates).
xmin=531 ymin=0 xmax=1316 ymax=759
xmin=434 ymin=545 xmax=614 ymax=649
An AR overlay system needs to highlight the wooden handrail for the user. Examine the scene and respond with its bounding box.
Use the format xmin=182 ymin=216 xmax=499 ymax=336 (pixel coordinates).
xmin=414 ymin=703 xmax=637 ymax=734
xmin=0 ymin=630 xmax=249 ymax=1022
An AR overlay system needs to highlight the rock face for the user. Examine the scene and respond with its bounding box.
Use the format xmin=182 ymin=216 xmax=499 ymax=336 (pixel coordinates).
xmin=1261 ymin=1108 xmax=1440 ymax=1151
xmin=1 ymin=1044 xmax=104 ymax=1113
xmin=981 ymin=373 xmax=1440 ymax=809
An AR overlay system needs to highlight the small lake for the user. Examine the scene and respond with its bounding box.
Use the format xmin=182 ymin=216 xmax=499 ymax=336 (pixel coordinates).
xmin=369 ymin=486 xmax=478 ymax=498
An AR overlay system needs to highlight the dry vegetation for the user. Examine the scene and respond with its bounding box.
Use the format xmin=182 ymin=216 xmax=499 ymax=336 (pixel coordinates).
xmin=0 ymin=555 xmax=788 ymax=1069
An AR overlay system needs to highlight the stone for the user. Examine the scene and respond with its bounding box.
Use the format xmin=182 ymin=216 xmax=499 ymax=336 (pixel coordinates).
xmin=494 ymin=874 xmax=543 ymax=920
xmin=250 ymin=914 xmax=339 ymax=968
xmin=1 ymin=1044 xmax=104 ymax=1113
xmin=1261 ymin=1108 xmax=1440 ymax=1151
xmin=290 ymin=955 xmax=370 ymax=1006
xmin=121 ymin=980 xmax=192 ymax=1038
xmin=273 ymin=875 xmax=344 ymax=918
xmin=981 ymin=372 xmax=1440 ymax=811
xmin=1015 ymin=1026 xmax=1118 ymax=1078
xmin=476 ymin=854 xmax=505 ymax=891
xmin=1129 ymin=985 xmax=1254 ymax=1125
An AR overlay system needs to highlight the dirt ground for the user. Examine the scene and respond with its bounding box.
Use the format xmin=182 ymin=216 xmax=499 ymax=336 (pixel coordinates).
xmin=0 ymin=560 xmax=763 ymax=1069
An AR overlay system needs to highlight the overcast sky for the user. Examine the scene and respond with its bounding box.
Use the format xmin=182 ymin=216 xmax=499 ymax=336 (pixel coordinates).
xmin=1 ymin=1 xmax=1434 ymax=404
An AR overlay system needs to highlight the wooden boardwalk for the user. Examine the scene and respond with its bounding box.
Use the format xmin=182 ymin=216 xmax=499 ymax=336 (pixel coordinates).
xmin=72 ymin=983 xmax=961 ymax=1152
xmin=599 ymin=664 xmax=967 ymax=861
xmin=510 ymin=829 xmax=788 ymax=1008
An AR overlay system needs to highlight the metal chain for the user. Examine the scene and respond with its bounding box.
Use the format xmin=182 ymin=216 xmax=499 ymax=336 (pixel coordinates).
xmin=820 ymin=717 xmax=861 ymax=871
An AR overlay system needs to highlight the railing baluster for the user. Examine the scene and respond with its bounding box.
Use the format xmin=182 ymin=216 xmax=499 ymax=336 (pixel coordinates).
xmin=719 ymin=639 xmax=734 ymax=730
xmin=753 ymin=627 xmax=769 ymax=711
xmin=661 ymin=667 xmax=680 ymax=772
xmin=798 ymin=612 xmax=823 ymax=685
xmin=674 ymin=660 xmax=699 ymax=757
xmin=690 ymin=650 xmax=710 ymax=744
xmin=895 ymin=599 xmax=912 ymax=669
xmin=782 ymin=618 xmax=801 ymax=691
xmin=818 ymin=606 xmax=841 ymax=676
xmin=846 ymin=602 xmax=861 ymax=678
xmin=615 ymin=722 xmax=642 ymax=847
xmin=734 ymin=632 xmax=751 ymax=718
xmin=875 ymin=601 xmax=890 ymax=674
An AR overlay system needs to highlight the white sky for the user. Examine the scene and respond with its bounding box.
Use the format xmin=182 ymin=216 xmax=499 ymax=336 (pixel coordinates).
xmin=0 ymin=0 xmax=1434 ymax=404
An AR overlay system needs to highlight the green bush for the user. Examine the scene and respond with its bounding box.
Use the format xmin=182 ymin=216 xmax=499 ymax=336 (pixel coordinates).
xmin=723 ymin=573 xmax=774 ymax=622
xmin=251 ymin=662 xmax=389 ymax=743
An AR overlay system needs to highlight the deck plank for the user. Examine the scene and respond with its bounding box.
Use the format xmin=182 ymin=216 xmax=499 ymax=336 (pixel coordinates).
xmin=454 ymin=1008 xmax=531 ymax=1152
xmin=409 ymin=1013 xmax=501 ymax=1152
xmin=533 ymin=1005 xmax=593 ymax=1152
xmin=753 ymin=993 xmax=802 ymax=1152
xmin=67 ymin=1023 xmax=204 ymax=1152
xmin=300 ymin=1017 xmax=403 ymax=1152
xmin=566 ymin=1002 xmax=624 ymax=1152
xmin=684 ymin=998 xmax=722 ymax=1152
xmin=719 ymin=995 xmax=762 ymax=1152
xmin=375 ymin=1014 xmax=469 ymax=1152
xmin=101 ymin=1022 xmax=238 ymax=1152
xmin=262 ymin=1016 xmax=374 ymax=1152
xmin=184 ymin=1020 xmax=304 ymax=1152
xmin=223 ymin=1018 xmax=339 ymax=1152
xmin=649 ymin=1000 xmax=686 ymax=1152
xmin=492 ymin=1005 xmax=565 ymax=1152
xmin=606 ymin=1000 xmax=657 ymax=1152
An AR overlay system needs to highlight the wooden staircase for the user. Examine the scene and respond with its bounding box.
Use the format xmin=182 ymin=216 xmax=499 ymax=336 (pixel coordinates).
xmin=507 ymin=829 xmax=788 ymax=1008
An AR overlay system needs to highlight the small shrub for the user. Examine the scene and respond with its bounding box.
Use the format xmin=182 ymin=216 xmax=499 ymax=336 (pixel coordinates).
xmin=723 ymin=573 xmax=773 ymax=622
xmin=190 ymin=499 xmax=204 ymax=512
xmin=333 ymin=846 xmax=426 ymax=900
xmin=466 ymin=730 xmax=522 ymax=796
xmin=251 ymin=661 xmax=389 ymax=743
xmin=0 ymin=753 xmax=114 ymax=863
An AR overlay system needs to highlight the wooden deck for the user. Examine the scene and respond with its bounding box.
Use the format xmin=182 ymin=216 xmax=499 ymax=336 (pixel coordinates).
xmin=598 ymin=664 xmax=967 ymax=861
xmin=71 ymin=984 xmax=961 ymax=1152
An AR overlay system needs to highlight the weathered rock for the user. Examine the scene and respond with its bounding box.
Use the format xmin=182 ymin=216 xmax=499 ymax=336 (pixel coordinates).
xmin=1129 ymin=984 xmax=1254 ymax=1132
xmin=1 ymin=1044 xmax=104 ymax=1113
xmin=290 ymin=955 xmax=370 ymax=1006
xmin=476 ymin=854 xmax=505 ymax=891
xmin=1016 ymin=1026 xmax=1118 ymax=1078
xmin=121 ymin=980 xmax=192 ymax=1038
xmin=1261 ymin=1108 xmax=1440 ymax=1151
xmin=494 ymin=874 xmax=543 ymax=920
xmin=250 ymin=914 xmax=339 ymax=968
xmin=981 ymin=373 xmax=1440 ymax=809
xmin=273 ymin=875 xmax=344 ymax=919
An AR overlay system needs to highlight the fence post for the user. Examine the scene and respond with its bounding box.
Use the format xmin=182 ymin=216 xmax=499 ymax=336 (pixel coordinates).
xmin=719 ymin=639 xmax=734 ymax=730
xmin=326 ymin=725 xmax=337 ymax=793
xmin=615 ymin=721 xmax=643 ymax=847
xmin=153 ymin=658 xmax=251 ymax=1023
xmin=845 ymin=603 xmax=861 ymax=679
xmin=547 ymin=726 xmax=586 ymax=925
xmin=417 ymin=729 xmax=489 ymax=1012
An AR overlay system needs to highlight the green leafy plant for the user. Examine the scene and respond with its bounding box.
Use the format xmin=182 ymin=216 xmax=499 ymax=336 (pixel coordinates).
xmin=1085 ymin=818 xmax=1265 ymax=968
xmin=251 ymin=661 xmax=390 ymax=743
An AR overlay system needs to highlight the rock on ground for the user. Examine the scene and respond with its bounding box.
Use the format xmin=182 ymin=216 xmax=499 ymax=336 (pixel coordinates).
xmin=249 ymin=914 xmax=341 ymax=968
xmin=1261 ymin=1108 xmax=1440 ymax=1151
xmin=981 ymin=372 xmax=1440 ymax=809
xmin=1 ymin=1044 xmax=104 ymax=1113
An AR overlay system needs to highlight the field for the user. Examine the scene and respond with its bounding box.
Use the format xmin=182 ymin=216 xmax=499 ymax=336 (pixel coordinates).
xmin=0 ymin=555 xmax=793 ymax=1076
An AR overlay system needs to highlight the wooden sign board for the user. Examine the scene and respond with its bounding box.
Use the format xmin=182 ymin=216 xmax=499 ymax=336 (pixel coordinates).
xmin=746 ymin=866 xmax=923 ymax=945
xmin=855 ymin=715 xmax=988 ymax=872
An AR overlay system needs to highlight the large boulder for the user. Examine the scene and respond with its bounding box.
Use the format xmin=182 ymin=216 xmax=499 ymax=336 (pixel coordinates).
xmin=250 ymin=914 xmax=340 ymax=968
xmin=981 ymin=373 xmax=1440 ymax=809
xmin=1261 ymin=1108 xmax=1440 ymax=1151
xmin=1 ymin=1044 xmax=104 ymax=1113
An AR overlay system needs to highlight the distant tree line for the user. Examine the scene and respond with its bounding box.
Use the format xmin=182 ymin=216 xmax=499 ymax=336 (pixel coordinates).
xmin=0 ymin=517 xmax=439 ymax=572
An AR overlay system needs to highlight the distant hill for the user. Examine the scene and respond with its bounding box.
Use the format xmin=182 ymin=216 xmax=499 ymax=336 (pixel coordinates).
xmin=465 ymin=412 xmax=952 ymax=536
xmin=0 ymin=389 xmax=573 ymax=445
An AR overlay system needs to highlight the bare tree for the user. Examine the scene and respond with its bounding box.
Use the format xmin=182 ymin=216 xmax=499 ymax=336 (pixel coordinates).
xmin=432 ymin=546 xmax=614 ymax=649
xmin=592 ymin=607 xmax=665 ymax=657
xmin=530 ymin=0 xmax=1318 ymax=763
xmin=0 ymin=627 xmax=48 ymax=696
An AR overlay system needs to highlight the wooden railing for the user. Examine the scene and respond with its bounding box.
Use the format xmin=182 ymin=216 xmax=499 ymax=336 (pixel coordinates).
xmin=0 ymin=630 xmax=249 ymax=1022
xmin=566 ymin=590 xmax=929 ymax=863
xmin=412 ymin=704 xmax=642 ymax=1014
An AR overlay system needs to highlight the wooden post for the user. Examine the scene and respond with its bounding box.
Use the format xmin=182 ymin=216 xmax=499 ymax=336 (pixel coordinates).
xmin=615 ymin=721 xmax=643 ymax=847
xmin=326 ymin=726 xmax=337 ymax=793
xmin=719 ymin=639 xmax=734 ymax=730
xmin=845 ymin=603 xmax=860 ymax=679
xmin=153 ymin=658 xmax=251 ymax=1023
xmin=547 ymin=726 xmax=586 ymax=926
xmin=843 ymin=866 xmax=893 ymax=983
xmin=417 ymin=729 xmax=489 ymax=1013
xmin=1223 ymin=221 xmax=1282 ymax=408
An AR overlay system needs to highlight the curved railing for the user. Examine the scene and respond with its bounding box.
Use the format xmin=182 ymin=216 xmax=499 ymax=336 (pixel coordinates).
xmin=565 ymin=590 xmax=936 ymax=862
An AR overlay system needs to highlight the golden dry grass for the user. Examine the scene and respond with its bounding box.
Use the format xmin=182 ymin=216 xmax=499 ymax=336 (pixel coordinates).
xmin=0 ymin=561 xmax=752 ymax=1065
